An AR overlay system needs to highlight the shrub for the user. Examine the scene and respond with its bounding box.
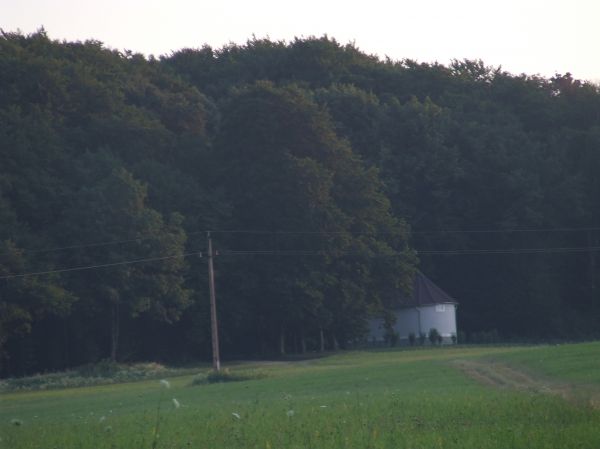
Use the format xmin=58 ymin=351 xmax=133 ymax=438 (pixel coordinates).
xmin=191 ymin=368 xmax=268 ymax=385
xmin=76 ymin=359 xmax=121 ymax=378
xmin=385 ymin=330 xmax=399 ymax=347
xmin=428 ymin=328 xmax=441 ymax=345
xmin=451 ymin=333 xmax=457 ymax=344
xmin=418 ymin=332 xmax=427 ymax=345
xmin=0 ymin=362 xmax=196 ymax=392
xmin=408 ymin=332 xmax=416 ymax=346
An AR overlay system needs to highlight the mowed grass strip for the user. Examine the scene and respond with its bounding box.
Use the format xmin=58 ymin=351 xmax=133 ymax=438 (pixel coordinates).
xmin=474 ymin=341 xmax=600 ymax=409
xmin=2 ymin=345 xmax=600 ymax=449
xmin=485 ymin=341 xmax=600 ymax=384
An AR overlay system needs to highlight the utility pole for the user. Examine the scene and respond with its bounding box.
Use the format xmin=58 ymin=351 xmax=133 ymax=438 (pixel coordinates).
xmin=207 ymin=231 xmax=221 ymax=371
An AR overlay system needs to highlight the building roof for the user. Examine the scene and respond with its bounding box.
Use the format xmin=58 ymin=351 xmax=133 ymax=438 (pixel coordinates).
xmin=399 ymin=271 xmax=457 ymax=307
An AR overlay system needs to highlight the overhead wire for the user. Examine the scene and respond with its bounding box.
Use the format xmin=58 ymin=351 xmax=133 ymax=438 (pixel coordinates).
xmin=3 ymin=243 xmax=600 ymax=279
xmin=0 ymin=230 xmax=209 ymax=257
xmin=213 ymin=226 xmax=600 ymax=235
xmin=2 ymin=224 xmax=600 ymax=279
xmin=3 ymin=225 xmax=600 ymax=257
xmin=415 ymin=246 xmax=600 ymax=255
xmin=411 ymin=226 xmax=600 ymax=234
xmin=0 ymin=251 xmax=202 ymax=280
xmin=220 ymin=246 xmax=600 ymax=256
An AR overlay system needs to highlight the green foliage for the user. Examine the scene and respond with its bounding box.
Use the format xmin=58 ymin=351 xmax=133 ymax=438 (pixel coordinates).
xmin=428 ymin=328 xmax=441 ymax=345
xmin=408 ymin=332 xmax=416 ymax=346
xmin=213 ymin=82 xmax=413 ymax=353
xmin=192 ymin=368 xmax=268 ymax=385
xmin=384 ymin=329 xmax=399 ymax=347
xmin=1 ymin=30 xmax=600 ymax=375
xmin=0 ymin=361 xmax=196 ymax=392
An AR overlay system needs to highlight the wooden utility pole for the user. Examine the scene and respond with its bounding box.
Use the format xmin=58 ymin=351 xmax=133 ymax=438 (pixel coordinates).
xmin=207 ymin=231 xmax=221 ymax=371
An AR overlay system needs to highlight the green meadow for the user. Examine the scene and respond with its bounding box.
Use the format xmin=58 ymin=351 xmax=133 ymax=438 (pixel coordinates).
xmin=2 ymin=343 xmax=600 ymax=449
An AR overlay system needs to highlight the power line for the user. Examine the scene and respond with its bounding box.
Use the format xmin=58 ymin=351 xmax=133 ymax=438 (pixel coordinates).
xmin=3 ymin=226 xmax=600 ymax=257
xmin=0 ymin=251 xmax=202 ymax=280
xmin=416 ymin=246 xmax=600 ymax=255
xmin=412 ymin=226 xmax=600 ymax=235
xmin=0 ymin=230 xmax=208 ymax=257
xmin=219 ymin=246 xmax=600 ymax=256
xmin=3 ymin=244 xmax=600 ymax=279
xmin=213 ymin=226 xmax=600 ymax=235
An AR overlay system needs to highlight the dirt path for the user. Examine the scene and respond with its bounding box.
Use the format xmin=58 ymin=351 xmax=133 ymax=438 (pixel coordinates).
xmin=453 ymin=359 xmax=600 ymax=409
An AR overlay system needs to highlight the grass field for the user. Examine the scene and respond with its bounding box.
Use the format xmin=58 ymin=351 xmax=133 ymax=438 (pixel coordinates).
xmin=2 ymin=343 xmax=600 ymax=448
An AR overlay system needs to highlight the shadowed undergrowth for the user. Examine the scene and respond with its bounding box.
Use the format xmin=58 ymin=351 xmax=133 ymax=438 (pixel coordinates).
xmin=191 ymin=368 xmax=269 ymax=385
xmin=0 ymin=361 xmax=202 ymax=393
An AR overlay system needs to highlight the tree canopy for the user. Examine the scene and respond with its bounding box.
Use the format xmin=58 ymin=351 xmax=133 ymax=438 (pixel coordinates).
xmin=1 ymin=30 xmax=600 ymax=376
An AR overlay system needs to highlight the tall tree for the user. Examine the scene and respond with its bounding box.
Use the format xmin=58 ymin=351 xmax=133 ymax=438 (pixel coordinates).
xmin=62 ymin=157 xmax=190 ymax=361
xmin=214 ymin=82 xmax=414 ymax=353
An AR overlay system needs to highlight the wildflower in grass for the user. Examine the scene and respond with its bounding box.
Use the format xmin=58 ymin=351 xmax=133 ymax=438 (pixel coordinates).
xmin=99 ymin=416 xmax=106 ymax=422
xmin=152 ymin=378 xmax=171 ymax=449
xmin=232 ymin=412 xmax=241 ymax=420
xmin=320 ymin=405 xmax=328 ymax=408
xmin=286 ymin=410 xmax=295 ymax=417
xmin=172 ymin=398 xmax=181 ymax=409
xmin=10 ymin=418 xmax=23 ymax=426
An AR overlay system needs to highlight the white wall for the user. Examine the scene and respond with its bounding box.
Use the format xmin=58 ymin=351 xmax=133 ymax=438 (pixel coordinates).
xmin=367 ymin=303 xmax=457 ymax=344
xmin=414 ymin=303 xmax=457 ymax=340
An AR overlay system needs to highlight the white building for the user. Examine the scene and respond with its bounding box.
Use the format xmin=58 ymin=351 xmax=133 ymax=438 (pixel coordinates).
xmin=368 ymin=271 xmax=458 ymax=345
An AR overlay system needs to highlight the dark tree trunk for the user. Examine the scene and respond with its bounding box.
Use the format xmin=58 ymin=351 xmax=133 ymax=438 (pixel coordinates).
xmin=279 ymin=326 xmax=286 ymax=356
xmin=319 ymin=328 xmax=325 ymax=352
xmin=300 ymin=329 xmax=307 ymax=354
xmin=110 ymin=302 xmax=120 ymax=362
xmin=589 ymin=231 xmax=597 ymax=296
xmin=63 ymin=317 xmax=70 ymax=369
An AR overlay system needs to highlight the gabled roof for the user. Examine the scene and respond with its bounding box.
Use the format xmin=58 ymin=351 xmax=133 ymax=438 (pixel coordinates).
xmin=399 ymin=271 xmax=457 ymax=307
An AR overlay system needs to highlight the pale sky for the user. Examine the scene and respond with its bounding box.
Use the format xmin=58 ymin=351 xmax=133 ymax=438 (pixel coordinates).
xmin=2 ymin=0 xmax=599 ymax=82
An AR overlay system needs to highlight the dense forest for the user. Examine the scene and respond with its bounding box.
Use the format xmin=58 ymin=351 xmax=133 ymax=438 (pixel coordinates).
xmin=1 ymin=30 xmax=599 ymax=376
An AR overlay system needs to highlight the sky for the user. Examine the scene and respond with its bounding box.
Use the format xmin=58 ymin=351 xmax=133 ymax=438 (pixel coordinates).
xmin=2 ymin=0 xmax=599 ymax=82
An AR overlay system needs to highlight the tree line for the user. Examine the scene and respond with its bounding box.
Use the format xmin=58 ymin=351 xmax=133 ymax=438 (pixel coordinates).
xmin=1 ymin=30 xmax=599 ymax=376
